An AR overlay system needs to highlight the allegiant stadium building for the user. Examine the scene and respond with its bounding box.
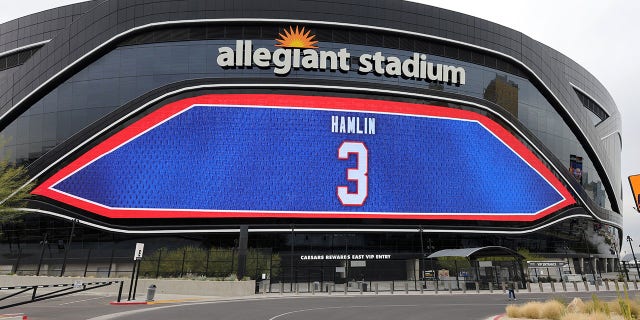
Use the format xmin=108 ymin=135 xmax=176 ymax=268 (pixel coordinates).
xmin=0 ymin=0 xmax=623 ymax=282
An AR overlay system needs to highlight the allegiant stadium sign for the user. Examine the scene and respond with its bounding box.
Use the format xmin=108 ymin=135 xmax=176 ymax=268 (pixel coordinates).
xmin=216 ymin=26 xmax=466 ymax=86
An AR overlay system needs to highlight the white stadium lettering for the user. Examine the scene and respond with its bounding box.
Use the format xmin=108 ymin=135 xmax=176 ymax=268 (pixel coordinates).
xmin=217 ymin=40 xmax=466 ymax=85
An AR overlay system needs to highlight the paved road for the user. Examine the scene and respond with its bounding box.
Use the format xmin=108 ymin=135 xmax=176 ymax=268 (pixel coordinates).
xmin=1 ymin=292 xmax=121 ymax=320
xmin=3 ymin=291 xmax=639 ymax=320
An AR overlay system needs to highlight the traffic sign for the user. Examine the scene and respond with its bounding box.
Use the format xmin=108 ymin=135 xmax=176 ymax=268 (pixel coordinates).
xmin=134 ymin=243 xmax=144 ymax=260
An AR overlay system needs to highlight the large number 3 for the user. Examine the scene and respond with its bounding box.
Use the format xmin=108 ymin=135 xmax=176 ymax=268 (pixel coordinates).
xmin=337 ymin=141 xmax=368 ymax=206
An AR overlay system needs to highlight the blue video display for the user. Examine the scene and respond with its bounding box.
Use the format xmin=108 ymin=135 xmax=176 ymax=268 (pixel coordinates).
xmin=34 ymin=94 xmax=574 ymax=221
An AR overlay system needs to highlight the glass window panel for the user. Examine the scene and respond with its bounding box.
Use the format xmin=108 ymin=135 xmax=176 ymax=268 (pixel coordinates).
xmin=1 ymin=122 xmax=18 ymax=145
xmin=16 ymin=117 xmax=29 ymax=146
xmin=0 ymin=37 xmax=615 ymax=211
xmin=28 ymin=141 xmax=42 ymax=161
xmin=28 ymin=113 xmax=43 ymax=143
xmin=42 ymin=112 xmax=57 ymax=141
xmin=56 ymin=111 xmax=72 ymax=143
xmin=57 ymin=83 xmax=73 ymax=111
xmin=15 ymin=144 xmax=28 ymax=164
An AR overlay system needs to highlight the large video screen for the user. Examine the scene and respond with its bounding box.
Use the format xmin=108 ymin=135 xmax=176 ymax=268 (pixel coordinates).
xmin=32 ymin=94 xmax=574 ymax=221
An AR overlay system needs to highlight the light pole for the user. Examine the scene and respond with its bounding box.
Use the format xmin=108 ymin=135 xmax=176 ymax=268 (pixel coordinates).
xmin=627 ymin=236 xmax=640 ymax=280
xmin=419 ymin=226 xmax=425 ymax=286
xmin=290 ymin=225 xmax=294 ymax=291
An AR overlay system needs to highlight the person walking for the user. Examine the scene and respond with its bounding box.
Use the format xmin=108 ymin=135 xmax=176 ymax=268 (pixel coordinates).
xmin=507 ymin=281 xmax=517 ymax=301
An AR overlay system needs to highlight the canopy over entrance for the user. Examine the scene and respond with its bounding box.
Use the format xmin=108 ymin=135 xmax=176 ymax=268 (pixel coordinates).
xmin=426 ymin=246 xmax=524 ymax=260
xmin=427 ymin=246 xmax=526 ymax=286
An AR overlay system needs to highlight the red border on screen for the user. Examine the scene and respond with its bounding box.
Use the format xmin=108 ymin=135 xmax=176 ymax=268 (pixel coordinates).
xmin=31 ymin=94 xmax=576 ymax=221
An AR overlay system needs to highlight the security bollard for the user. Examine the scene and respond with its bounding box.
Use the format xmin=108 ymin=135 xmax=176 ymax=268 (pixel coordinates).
xmin=328 ymin=285 xmax=332 ymax=295
xmin=279 ymin=282 xmax=283 ymax=295
xmin=527 ymin=282 xmax=531 ymax=292
xmin=550 ymin=281 xmax=555 ymax=292
xmin=360 ymin=285 xmax=363 ymax=295
xmin=344 ymin=284 xmax=348 ymax=295
xmin=605 ymin=280 xmax=610 ymax=291
xmin=146 ymin=284 xmax=156 ymax=302
xmin=595 ymin=280 xmax=600 ymax=292
xmin=614 ymin=280 xmax=619 ymax=291
xmin=462 ymin=282 xmax=466 ymax=293
xmin=584 ymin=281 xmax=589 ymax=292
xmin=501 ymin=282 xmax=506 ymax=293
xmin=312 ymin=285 xmax=316 ymax=295
xmin=634 ymin=280 xmax=638 ymax=290
xmin=295 ymin=283 xmax=299 ymax=294
xmin=405 ymin=282 xmax=409 ymax=294
xmin=572 ymin=281 xmax=578 ymax=291
xmin=514 ymin=282 xmax=519 ymax=293
xmin=420 ymin=285 xmax=424 ymax=294
xmin=489 ymin=282 xmax=493 ymax=293
xmin=435 ymin=282 xmax=438 ymax=294
xmin=375 ymin=283 xmax=379 ymax=295
xmin=475 ymin=282 xmax=479 ymax=293
xmin=391 ymin=282 xmax=394 ymax=294
xmin=539 ymin=282 xmax=543 ymax=292
xmin=448 ymin=282 xmax=452 ymax=294
xmin=561 ymin=281 xmax=567 ymax=292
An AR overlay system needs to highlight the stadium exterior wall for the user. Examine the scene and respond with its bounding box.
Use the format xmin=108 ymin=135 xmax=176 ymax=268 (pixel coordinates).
xmin=0 ymin=0 xmax=623 ymax=282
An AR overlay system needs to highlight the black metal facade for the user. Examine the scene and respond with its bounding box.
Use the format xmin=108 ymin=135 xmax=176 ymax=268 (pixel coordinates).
xmin=0 ymin=0 xmax=623 ymax=280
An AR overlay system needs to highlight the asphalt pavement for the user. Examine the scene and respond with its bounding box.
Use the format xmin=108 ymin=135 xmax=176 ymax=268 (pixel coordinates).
xmin=3 ymin=290 xmax=639 ymax=320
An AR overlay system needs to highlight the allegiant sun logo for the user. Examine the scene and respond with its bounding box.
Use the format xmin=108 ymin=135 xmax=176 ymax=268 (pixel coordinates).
xmin=276 ymin=26 xmax=318 ymax=49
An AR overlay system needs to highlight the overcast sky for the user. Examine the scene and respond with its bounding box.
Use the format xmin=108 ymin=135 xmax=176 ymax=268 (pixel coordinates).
xmin=1 ymin=1 xmax=639 ymax=252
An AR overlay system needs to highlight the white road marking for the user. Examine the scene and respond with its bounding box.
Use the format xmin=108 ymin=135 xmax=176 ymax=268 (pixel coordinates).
xmin=85 ymin=296 xmax=295 ymax=320
xmin=268 ymin=304 xmax=418 ymax=320
xmin=59 ymin=296 xmax=108 ymax=305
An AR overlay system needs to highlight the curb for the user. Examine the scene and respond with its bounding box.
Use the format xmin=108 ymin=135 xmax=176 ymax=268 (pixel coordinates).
xmin=0 ymin=314 xmax=27 ymax=320
xmin=109 ymin=301 xmax=148 ymax=305
xmin=147 ymin=298 xmax=202 ymax=305
xmin=110 ymin=298 xmax=203 ymax=306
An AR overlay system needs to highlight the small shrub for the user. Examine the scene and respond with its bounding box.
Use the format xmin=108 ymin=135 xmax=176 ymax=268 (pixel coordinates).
xmin=506 ymin=300 xmax=564 ymax=319
xmin=566 ymin=297 xmax=586 ymax=314
xmin=224 ymin=273 xmax=238 ymax=281
xmin=609 ymin=300 xmax=623 ymax=315
xmin=505 ymin=304 xmax=521 ymax=318
xmin=507 ymin=297 xmax=637 ymax=320
xmin=540 ymin=300 xmax=564 ymax=320
xmin=586 ymin=294 xmax=609 ymax=315
xmin=618 ymin=298 xmax=633 ymax=320
xmin=560 ymin=312 xmax=587 ymax=320
xmin=562 ymin=311 xmax=622 ymax=320
xmin=520 ymin=301 xmax=544 ymax=319
xmin=629 ymin=299 xmax=640 ymax=318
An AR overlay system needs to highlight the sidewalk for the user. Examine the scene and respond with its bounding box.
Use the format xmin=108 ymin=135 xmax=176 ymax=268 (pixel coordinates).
xmin=117 ymin=280 xmax=638 ymax=302
xmin=110 ymin=293 xmax=225 ymax=305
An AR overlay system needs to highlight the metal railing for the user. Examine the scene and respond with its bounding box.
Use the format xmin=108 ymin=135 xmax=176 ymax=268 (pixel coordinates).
xmin=0 ymin=280 xmax=124 ymax=309
xmin=256 ymin=278 xmax=638 ymax=295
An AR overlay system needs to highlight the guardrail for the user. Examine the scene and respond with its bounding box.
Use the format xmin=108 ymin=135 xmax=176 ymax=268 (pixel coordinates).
xmin=0 ymin=280 xmax=124 ymax=309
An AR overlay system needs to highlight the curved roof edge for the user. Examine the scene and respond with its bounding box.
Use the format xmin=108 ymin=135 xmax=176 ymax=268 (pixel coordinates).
xmin=427 ymin=246 xmax=525 ymax=260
